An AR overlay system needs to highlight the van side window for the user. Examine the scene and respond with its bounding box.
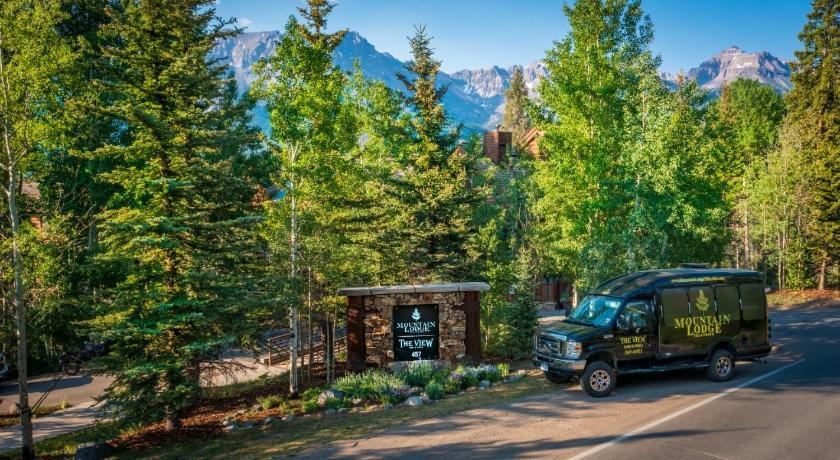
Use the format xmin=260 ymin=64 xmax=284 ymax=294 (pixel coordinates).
xmin=621 ymin=302 xmax=648 ymax=328
xmin=661 ymin=288 xmax=689 ymax=322
xmin=715 ymin=285 xmax=740 ymax=319
xmin=740 ymin=283 xmax=766 ymax=320
xmin=688 ymin=286 xmax=714 ymax=315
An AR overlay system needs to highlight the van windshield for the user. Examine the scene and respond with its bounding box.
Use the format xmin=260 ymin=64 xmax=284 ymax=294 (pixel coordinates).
xmin=566 ymin=295 xmax=622 ymax=327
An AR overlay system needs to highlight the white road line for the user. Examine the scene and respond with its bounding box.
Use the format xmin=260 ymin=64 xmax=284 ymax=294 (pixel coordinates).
xmin=568 ymin=358 xmax=806 ymax=460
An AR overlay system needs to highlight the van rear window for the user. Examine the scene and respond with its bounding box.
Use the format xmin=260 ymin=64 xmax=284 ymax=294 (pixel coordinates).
xmin=740 ymin=283 xmax=766 ymax=320
xmin=661 ymin=288 xmax=689 ymax=322
xmin=715 ymin=285 xmax=740 ymax=318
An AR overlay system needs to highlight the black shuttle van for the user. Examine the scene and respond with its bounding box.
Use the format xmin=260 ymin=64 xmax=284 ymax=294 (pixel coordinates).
xmin=533 ymin=268 xmax=772 ymax=397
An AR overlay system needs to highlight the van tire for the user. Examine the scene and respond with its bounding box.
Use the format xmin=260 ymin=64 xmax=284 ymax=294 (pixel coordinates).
xmin=544 ymin=371 xmax=570 ymax=384
xmin=707 ymin=349 xmax=735 ymax=382
xmin=581 ymin=361 xmax=616 ymax=397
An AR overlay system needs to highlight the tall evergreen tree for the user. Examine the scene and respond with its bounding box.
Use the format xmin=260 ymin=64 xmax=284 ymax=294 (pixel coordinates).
xmin=502 ymin=66 xmax=531 ymax=150
xmin=89 ymin=0 xmax=265 ymax=429
xmin=786 ymin=0 xmax=839 ymax=289
xmin=396 ymin=25 xmax=481 ymax=281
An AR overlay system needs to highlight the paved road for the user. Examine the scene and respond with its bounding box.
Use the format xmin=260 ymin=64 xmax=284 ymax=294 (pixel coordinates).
xmin=303 ymin=305 xmax=840 ymax=459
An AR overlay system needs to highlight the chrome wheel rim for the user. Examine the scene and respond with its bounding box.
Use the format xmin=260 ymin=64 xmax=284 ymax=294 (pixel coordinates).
xmin=715 ymin=356 xmax=732 ymax=377
xmin=589 ymin=369 xmax=611 ymax=391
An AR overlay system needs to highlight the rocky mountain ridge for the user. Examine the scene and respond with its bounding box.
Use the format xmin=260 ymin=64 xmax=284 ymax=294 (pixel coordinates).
xmin=211 ymin=31 xmax=792 ymax=130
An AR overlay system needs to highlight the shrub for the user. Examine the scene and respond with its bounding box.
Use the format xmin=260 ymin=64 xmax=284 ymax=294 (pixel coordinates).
xmin=333 ymin=370 xmax=406 ymax=402
xmin=443 ymin=376 xmax=462 ymax=394
xmin=497 ymin=363 xmax=511 ymax=378
xmin=301 ymin=387 xmax=322 ymax=403
xmin=323 ymin=397 xmax=351 ymax=411
xmin=302 ymin=400 xmax=319 ymax=413
xmin=478 ymin=364 xmax=502 ymax=383
xmin=397 ymin=361 xmax=435 ymax=387
xmin=455 ymin=365 xmax=480 ymax=388
xmin=257 ymin=394 xmax=286 ymax=410
xmin=425 ymin=380 xmax=445 ymax=400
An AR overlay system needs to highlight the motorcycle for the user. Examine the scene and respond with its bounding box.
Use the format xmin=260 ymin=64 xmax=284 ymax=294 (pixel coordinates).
xmin=59 ymin=339 xmax=109 ymax=376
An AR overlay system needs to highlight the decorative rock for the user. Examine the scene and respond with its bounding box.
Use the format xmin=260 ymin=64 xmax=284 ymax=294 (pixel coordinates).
xmin=263 ymin=416 xmax=275 ymax=425
xmin=74 ymin=442 xmax=115 ymax=460
xmin=383 ymin=403 xmax=394 ymax=410
xmin=478 ymin=380 xmax=491 ymax=389
xmin=240 ymin=421 xmax=254 ymax=429
xmin=351 ymin=398 xmax=364 ymax=406
xmin=409 ymin=386 xmax=423 ymax=396
xmin=252 ymin=403 xmax=263 ymax=412
xmin=337 ymin=407 xmax=349 ymax=414
xmin=318 ymin=389 xmax=345 ymax=406
xmin=404 ymin=396 xmax=424 ymax=407
xmin=420 ymin=394 xmax=431 ymax=404
xmin=224 ymin=424 xmax=237 ymax=432
xmin=324 ymin=409 xmax=337 ymax=416
xmin=282 ymin=414 xmax=295 ymax=422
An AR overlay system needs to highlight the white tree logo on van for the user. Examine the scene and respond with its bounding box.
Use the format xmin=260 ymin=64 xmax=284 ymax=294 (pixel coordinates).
xmin=695 ymin=290 xmax=710 ymax=313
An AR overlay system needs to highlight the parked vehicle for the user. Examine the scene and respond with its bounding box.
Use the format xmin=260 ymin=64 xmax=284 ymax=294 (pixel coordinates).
xmin=59 ymin=338 xmax=110 ymax=376
xmin=533 ymin=268 xmax=772 ymax=397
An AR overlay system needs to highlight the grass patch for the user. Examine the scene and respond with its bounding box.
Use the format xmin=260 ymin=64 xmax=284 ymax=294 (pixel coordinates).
xmin=120 ymin=370 xmax=555 ymax=459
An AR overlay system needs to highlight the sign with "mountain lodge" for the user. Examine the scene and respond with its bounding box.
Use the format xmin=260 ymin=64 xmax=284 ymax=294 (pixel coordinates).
xmin=393 ymin=304 xmax=439 ymax=361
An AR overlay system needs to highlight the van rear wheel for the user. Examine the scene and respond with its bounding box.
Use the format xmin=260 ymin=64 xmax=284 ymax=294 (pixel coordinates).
xmin=581 ymin=361 xmax=616 ymax=397
xmin=707 ymin=349 xmax=735 ymax=382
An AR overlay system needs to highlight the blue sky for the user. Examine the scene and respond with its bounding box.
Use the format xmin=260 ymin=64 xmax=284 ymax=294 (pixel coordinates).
xmin=215 ymin=0 xmax=813 ymax=74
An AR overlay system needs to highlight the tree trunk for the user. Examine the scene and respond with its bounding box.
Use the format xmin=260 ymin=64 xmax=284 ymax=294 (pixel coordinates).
xmin=7 ymin=165 xmax=33 ymax=459
xmin=307 ymin=268 xmax=312 ymax=379
xmin=818 ymin=256 xmax=826 ymax=291
xmin=288 ymin=145 xmax=299 ymax=397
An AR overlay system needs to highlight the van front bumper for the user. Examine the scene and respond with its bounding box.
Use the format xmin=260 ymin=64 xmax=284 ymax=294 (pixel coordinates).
xmin=533 ymin=351 xmax=586 ymax=375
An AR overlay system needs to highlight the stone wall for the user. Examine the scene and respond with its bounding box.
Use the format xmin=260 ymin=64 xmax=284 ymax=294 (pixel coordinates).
xmin=363 ymin=291 xmax=467 ymax=367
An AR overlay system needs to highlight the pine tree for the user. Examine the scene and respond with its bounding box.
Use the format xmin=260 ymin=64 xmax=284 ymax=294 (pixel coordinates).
xmin=89 ymin=0 xmax=265 ymax=429
xmin=502 ymin=66 xmax=531 ymax=150
xmin=0 ymin=1 xmax=71 ymax=456
xmin=396 ymin=25 xmax=482 ymax=281
xmin=786 ymin=0 xmax=839 ymax=289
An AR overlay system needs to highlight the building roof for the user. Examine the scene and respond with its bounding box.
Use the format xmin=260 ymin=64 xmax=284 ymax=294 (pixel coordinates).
xmin=592 ymin=268 xmax=763 ymax=298
xmin=338 ymin=282 xmax=491 ymax=296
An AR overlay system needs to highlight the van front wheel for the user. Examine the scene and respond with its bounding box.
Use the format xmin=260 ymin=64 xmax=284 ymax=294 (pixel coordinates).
xmin=707 ymin=349 xmax=735 ymax=382
xmin=581 ymin=361 xmax=616 ymax=397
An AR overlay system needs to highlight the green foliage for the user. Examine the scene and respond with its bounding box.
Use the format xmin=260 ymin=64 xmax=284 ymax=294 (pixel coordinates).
xmin=442 ymin=376 xmax=462 ymax=394
xmin=397 ymin=361 xmax=435 ymax=387
xmin=532 ymin=0 xmax=730 ymax=290
xmin=301 ymin=387 xmax=323 ymax=403
xmin=302 ymin=400 xmax=320 ymax=414
xmin=257 ymin=394 xmax=287 ymax=411
xmin=332 ymin=370 xmax=406 ymax=403
xmin=424 ymin=380 xmax=445 ymax=400
xmin=323 ymin=397 xmax=351 ymax=411
xmin=496 ymin=363 xmax=510 ymax=378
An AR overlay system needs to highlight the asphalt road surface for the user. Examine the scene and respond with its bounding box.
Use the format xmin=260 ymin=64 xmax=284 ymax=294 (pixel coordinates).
xmin=303 ymin=305 xmax=840 ymax=459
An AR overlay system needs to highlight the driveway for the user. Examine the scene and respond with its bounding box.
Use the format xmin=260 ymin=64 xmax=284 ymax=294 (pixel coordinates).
xmin=299 ymin=304 xmax=840 ymax=459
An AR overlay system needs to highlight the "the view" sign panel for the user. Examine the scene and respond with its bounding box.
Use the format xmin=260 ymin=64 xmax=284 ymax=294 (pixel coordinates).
xmin=393 ymin=304 xmax=439 ymax=361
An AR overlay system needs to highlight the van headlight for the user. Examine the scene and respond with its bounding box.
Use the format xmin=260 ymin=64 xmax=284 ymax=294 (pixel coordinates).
xmin=565 ymin=340 xmax=582 ymax=359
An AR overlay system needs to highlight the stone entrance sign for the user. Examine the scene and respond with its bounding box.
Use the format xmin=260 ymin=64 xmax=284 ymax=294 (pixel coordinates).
xmin=338 ymin=283 xmax=490 ymax=371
